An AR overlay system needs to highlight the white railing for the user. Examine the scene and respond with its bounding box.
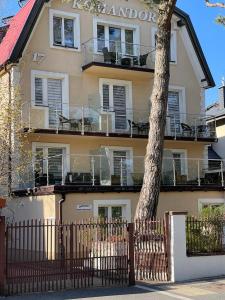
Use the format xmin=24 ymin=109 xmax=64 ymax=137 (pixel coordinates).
xmin=82 ymin=38 xmax=156 ymax=70
xmin=15 ymin=154 xmax=225 ymax=190
xmin=22 ymin=102 xmax=217 ymax=139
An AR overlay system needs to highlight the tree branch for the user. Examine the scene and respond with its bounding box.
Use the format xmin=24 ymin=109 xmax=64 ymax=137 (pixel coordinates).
xmin=205 ymin=0 xmax=225 ymax=8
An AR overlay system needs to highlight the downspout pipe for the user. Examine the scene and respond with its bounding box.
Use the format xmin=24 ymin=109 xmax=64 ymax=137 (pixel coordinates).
xmin=58 ymin=193 xmax=65 ymax=224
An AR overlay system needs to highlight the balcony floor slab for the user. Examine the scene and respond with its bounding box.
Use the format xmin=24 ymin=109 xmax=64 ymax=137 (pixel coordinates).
xmin=24 ymin=128 xmax=218 ymax=143
xmin=13 ymin=184 xmax=225 ymax=197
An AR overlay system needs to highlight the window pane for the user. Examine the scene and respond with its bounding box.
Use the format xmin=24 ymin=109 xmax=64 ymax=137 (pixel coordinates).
xmin=109 ymin=27 xmax=121 ymax=53
xmin=47 ymin=79 xmax=62 ymax=127
xmin=125 ymin=30 xmax=134 ymax=55
xmin=34 ymin=77 xmax=43 ymax=105
xmin=113 ymin=151 xmax=127 ymax=186
xmin=112 ymin=206 xmax=122 ymax=220
xmin=168 ymin=91 xmax=180 ymax=134
xmin=53 ymin=16 xmax=62 ymax=45
xmin=35 ymin=148 xmax=44 ymax=175
xmin=102 ymin=84 xmax=110 ymax=110
xmin=48 ymin=148 xmax=63 ymax=184
xmin=173 ymin=153 xmax=182 ymax=176
xmin=64 ymin=18 xmax=74 ymax=47
xmin=98 ymin=207 xmax=108 ymax=219
xmin=97 ymin=24 xmax=105 ymax=51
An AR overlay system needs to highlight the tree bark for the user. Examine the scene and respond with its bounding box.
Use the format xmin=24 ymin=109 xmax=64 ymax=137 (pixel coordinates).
xmin=135 ymin=0 xmax=177 ymax=220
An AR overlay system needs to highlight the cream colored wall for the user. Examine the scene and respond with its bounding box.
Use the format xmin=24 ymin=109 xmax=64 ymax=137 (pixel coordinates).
xmin=7 ymin=195 xmax=57 ymax=221
xmin=28 ymin=133 xmax=206 ymax=157
xmin=8 ymin=190 xmax=225 ymax=222
xmin=18 ymin=0 xmax=203 ymax=128
xmin=61 ymin=190 xmax=225 ymax=221
xmin=214 ymin=124 xmax=225 ymax=159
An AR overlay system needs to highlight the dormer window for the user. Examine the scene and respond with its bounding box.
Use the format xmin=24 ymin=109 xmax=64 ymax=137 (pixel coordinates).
xmin=50 ymin=9 xmax=80 ymax=51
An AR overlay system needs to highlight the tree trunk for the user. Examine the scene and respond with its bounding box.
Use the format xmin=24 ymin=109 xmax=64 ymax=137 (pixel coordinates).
xmin=135 ymin=0 xmax=177 ymax=220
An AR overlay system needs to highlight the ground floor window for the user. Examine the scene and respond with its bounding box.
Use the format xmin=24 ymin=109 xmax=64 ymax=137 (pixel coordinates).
xmin=93 ymin=199 xmax=131 ymax=221
xmin=198 ymin=198 xmax=225 ymax=212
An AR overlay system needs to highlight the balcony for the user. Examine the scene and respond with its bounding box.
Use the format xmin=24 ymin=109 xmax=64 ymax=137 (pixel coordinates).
xmin=17 ymin=154 xmax=225 ymax=191
xmin=23 ymin=103 xmax=217 ymax=141
xmin=82 ymin=38 xmax=155 ymax=75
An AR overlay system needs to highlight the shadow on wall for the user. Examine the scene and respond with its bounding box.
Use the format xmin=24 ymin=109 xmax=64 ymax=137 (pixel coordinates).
xmin=3 ymin=195 xmax=56 ymax=223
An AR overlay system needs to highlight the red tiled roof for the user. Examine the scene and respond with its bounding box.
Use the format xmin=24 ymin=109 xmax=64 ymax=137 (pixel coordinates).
xmin=0 ymin=0 xmax=36 ymax=66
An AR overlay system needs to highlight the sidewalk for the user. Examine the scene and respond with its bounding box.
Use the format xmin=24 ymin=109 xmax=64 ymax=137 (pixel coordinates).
xmin=3 ymin=277 xmax=225 ymax=300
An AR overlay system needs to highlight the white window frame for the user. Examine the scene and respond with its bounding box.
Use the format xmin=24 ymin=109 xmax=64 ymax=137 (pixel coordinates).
xmin=101 ymin=146 xmax=134 ymax=185
xmin=31 ymin=70 xmax=69 ymax=128
xmin=99 ymin=78 xmax=133 ymax=132
xmin=93 ymin=17 xmax=140 ymax=55
xmin=32 ymin=142 xmax=70 ymax=179
xmin=49 ymin=9 xmax=81 ymax=51
xmin=93 ymin=199 xmax=131 ymax=221
xmin=151 ymin=27 xmax=177 ymax=64
xmin=198 ymin=198 xmax=225 ymax=212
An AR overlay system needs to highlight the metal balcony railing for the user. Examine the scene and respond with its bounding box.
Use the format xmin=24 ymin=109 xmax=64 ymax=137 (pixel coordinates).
xmin=16 ymin=154 xmax=225 ymax=190
xmin=82 ymin=38 xmax=156 ymax=70
xmin=22 ymin=103 xmax=217 ymax=140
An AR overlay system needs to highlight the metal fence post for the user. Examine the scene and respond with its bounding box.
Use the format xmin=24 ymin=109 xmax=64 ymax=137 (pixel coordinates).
xmin=128 ymin=222 xmax=135 ymax=286
xmin=70 ymin=223 xmax=74 ymax=279
xmin=0 ymin=216 xmax=6 ymax=296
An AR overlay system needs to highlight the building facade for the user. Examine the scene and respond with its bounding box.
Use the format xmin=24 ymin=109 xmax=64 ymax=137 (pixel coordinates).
xmin=0 ymin=0 xmax=223 ymax=222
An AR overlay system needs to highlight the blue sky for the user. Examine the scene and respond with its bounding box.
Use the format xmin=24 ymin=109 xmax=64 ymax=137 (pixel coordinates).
xmin=0 ymin=0 xmax=224 ymax=105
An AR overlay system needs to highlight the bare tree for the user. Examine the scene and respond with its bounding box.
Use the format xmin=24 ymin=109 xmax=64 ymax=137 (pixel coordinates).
xmin=0 ymin=68 xmax=31 ymax=198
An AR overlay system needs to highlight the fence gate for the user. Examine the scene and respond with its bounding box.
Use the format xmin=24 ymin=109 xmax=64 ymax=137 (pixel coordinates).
xmin=2 ymin=218 xmax=133 ymax=296
xmin=134 ymin=217 xmax=170 ymax=281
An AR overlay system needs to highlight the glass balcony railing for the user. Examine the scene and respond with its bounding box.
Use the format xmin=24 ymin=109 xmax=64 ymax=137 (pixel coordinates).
xmin=22 ymin=103 xmax=217 ymax=140
xmin=82 ymin=38 xmax=156 ymax=70
xmin=16 ymin=154 xmax=225 ymax=190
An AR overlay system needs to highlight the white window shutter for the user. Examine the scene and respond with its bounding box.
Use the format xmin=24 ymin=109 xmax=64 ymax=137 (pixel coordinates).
xmin=102 ymin=84 xmax=110 ymax=110
xmin=34 ymin=77 xmax=44 ymax=106
xmin=47 ymin=79 xmax=63 ymax=127
xmin=113 ymin=85 xmax=127 ymax=130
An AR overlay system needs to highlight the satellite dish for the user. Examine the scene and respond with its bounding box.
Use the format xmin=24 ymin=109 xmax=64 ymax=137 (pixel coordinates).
xmin=18 ymin=0 xmax=28 ymax=7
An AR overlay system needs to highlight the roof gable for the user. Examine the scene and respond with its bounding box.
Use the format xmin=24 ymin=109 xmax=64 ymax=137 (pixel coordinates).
xmin=0 ymin=1 xmax=215 ymax=88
